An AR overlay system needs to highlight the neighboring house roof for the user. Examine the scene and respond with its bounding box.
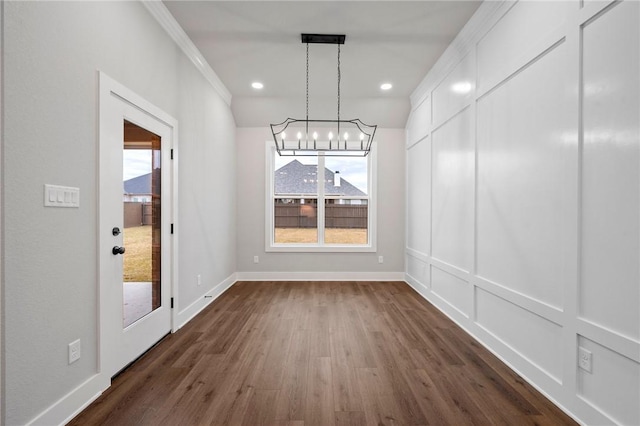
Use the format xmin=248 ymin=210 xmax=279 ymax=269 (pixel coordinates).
xmin=124 ymin=172 xmax=151 ymax=195
xmin=275 ymin=160 xmax=366 ymax=197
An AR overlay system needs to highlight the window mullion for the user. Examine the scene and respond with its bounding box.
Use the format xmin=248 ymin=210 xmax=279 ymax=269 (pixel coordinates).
xmin=317 ymin=154 xmax=325 ymax=245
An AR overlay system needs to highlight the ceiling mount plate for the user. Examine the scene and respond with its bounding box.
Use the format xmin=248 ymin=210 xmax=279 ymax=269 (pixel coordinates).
xmin=301 ymin=34 xmax=346 ymax=44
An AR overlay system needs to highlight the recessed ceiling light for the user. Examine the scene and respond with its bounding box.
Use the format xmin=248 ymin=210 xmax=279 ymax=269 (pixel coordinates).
xmin=251 ymin=82 xmax=264 ymax=89
xmin=380 ymin=83 xmax=393 ymax=91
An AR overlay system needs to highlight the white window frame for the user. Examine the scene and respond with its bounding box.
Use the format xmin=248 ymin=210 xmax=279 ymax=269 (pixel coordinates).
xmin=265 ymin=141 xmax=377 ymax=252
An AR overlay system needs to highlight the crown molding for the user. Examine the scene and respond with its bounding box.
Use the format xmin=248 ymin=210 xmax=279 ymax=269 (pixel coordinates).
xmin=410 ymin=0 xmax=513 ymax=109
xmin=141 ymin=0 xmax=232 ymax=106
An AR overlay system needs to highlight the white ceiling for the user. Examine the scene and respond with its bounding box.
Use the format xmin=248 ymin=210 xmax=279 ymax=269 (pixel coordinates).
xmin=163 ymin=1 xmax=481 ymax=128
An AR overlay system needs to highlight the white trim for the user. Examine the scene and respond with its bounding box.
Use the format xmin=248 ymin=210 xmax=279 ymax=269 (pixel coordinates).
xmin=265 ymin=142 xmax=377 ymax=253
xmin=267 ymin=244 xmax=376 ymax=253
xmin=98 ymin=70 xmax=178 ymax=378
xmin=576 ymin=318 xmax=640 ymax=363
xmin=176 ymin=273 xmax=236 ymax=330
xmin=403 ymin=275 xmax=583 ymax=426
xmin=410 ymin=0 xmax=511 ymax=109
xmin=404 ymin=271 xmax=429 ymax=294
xmin=0 ymin=1 xmax=4 ymax=424
xmin=170 ymin=133 xmax=180 ymax=332
xmin=236 ymin=271 xmax=405 ymax=282
xmin=404 ymin=0 xmax=640 ymax=422
xmin=141 ymin=1 xmax=232 ymax=106
xmin=406 ymin=133 xmax=428 ymax=151
xmin=25 ymin=374 xmax=108 ymax=426
xmin=405 ymin=247 xmax=429 ymax=263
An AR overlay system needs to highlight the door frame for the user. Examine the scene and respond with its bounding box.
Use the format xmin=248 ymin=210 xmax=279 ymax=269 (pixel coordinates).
xmin=98 ymin=72 xmax=179 ymax=378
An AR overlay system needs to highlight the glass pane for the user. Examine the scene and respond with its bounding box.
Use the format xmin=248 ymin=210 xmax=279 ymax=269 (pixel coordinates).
xmin=324 ymin=157 xmax=368 ymax=244
xmin=122 ymin=120 xmax=161 ymax=328
xmin=324 ymin=199 xmax=368 ymax=244
xmin=274 ymin=156 xmax=318 ymax=244
xmin=274 ymin=198 xmax=318 ymax=243
xmin=325 ymin=156 xmax=368 ymax=196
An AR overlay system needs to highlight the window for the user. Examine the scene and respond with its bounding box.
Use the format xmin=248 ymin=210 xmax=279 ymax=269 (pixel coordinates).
xmin=266 ymin=142 xmax=376 ymax=252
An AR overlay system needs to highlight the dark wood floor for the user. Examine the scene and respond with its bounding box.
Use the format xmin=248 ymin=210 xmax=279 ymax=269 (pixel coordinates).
xmin=70 ymin=281 xmax=577 ymax=425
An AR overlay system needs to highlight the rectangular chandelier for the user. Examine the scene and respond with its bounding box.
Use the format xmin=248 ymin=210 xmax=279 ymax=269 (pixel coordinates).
xmin=270 ymin=118 xmax=377 ymax=157
xmin=270 ymin=34 xmax=377 ymax=157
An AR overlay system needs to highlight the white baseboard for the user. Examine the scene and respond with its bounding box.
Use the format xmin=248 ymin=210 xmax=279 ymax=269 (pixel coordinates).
xmin=404 ymin=272 xmax=429 ymax=294
xmin=403 ymin=273 xmax=585 ymax=426
xmin=27 ymin=374 xmax=108 ymax=426
xmin=236 ymin=271 xmax=405 ymax=282
xmin=176 ymin=273 xmax=236 ymax=330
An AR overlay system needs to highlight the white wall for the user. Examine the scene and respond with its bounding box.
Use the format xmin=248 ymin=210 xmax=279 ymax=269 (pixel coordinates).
xmin=0 ymin=2 xmax=4 ymax=422
xmin=236 ymin=127 xmax=405 ymax=279
xmin=1 ymin=2 xmax=236 ymax=424
xmin=405 ymin=1 xmax=640 ymax=424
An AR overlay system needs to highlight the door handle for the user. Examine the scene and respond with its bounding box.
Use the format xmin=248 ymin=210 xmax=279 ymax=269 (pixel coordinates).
xmin=112 ymin=246 xmax=126 ymax=255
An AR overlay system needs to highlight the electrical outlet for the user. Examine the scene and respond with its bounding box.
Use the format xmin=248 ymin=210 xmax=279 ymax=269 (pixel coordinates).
xmin=378 ymin=256 xmax=384 ymax=264
xmin=578 ymin=347 xmax=592 ymax=373
xmin=197 ymin=274 xmax=201 ymax=286
xmin=69 ymin=339 xmax=81 ymax=364
xmin=253 ymin=256 xmax=259 ymax=264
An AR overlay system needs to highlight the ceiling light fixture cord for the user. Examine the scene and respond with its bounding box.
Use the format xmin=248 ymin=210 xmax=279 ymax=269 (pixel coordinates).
xmin=306 ymin=42 xmax=310 ymax=149
xmin=337 ymin=43 xmax=341 ymax=146
xmin=306 ymin=43 xmax=309 ymax=130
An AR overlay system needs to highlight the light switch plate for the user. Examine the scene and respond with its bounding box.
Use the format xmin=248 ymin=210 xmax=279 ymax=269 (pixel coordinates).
xmin=45 ymin=184 xmax=80 ymax=208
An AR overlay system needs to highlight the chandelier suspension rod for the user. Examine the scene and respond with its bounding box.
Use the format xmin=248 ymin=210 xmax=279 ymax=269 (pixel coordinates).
xmin=337 ymin=43 xmax=341 ymax=149
xmin=306 ymin=42 xmax=309 ymax=150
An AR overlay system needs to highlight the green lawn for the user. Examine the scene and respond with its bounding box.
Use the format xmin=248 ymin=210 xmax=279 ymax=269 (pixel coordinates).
xmin=123 ymin=225 xmax=152 ymax=282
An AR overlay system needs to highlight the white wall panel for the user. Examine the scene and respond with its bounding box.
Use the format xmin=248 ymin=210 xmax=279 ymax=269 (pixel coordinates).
xmin=477 ymin=1 xmax=573 ymax=93
xmin=432 ymin=108 xmax=473 ymax=272
xmin=407 ymin=255 xmax=429 ymax=288
xmin=407 ymin=139 xmax=431 ymax=256
xmin=476 ymin=42 xmax=573 ymax=309
xmin=433 ymin=54 xmax=474 ymax=126
xmin=577 ymin=336 xmax=640 ymax=426
xmin=580 ymin=0 xmax=640 ymax=341
xmin=431 ymin=266 xmax=470 ymax=317
xmin=407 ymin=1 xmax=639 ymax=423
xmin=407 ymin=96 xmax=431 ymax=145
xmin=476 ymin=288 xmax=563 ymax=382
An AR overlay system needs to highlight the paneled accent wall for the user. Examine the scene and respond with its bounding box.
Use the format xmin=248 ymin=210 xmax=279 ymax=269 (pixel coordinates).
xmin=405 ymin=1 xmax=639 ymax=425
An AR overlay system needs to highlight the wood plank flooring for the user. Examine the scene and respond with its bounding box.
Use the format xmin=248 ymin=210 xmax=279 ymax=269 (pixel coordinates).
xmin=69 ymin=281 xmax=577 ymax=425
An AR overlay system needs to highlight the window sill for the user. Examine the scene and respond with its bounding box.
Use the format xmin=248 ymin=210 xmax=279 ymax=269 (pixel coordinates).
xmin=266 ymin=244 xmax=376 ymax=253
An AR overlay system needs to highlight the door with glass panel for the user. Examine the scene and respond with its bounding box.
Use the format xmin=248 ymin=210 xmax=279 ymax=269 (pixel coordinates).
xmin=99 ymin=74 xmax=174 ymax=378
